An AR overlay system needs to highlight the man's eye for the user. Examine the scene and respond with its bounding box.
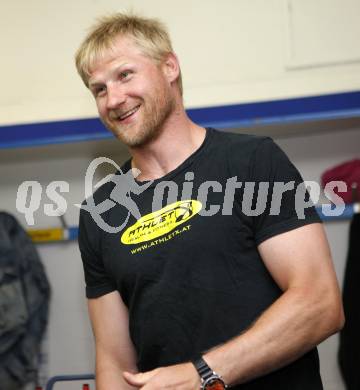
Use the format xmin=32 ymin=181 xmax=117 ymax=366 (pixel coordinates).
xmin=94 ymin=87 xmax=106 ymax=96
xmin=120 ymin=71 xmax=131 ymax=80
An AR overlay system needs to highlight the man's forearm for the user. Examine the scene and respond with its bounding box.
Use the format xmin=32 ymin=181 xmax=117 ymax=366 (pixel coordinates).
xmin=96 ymin=371 xmax=132 ymax=390
xmin=203 ymin=287 xmax=343 ymax=386
xmin=96 ymin=357 xmax=138 ymax=390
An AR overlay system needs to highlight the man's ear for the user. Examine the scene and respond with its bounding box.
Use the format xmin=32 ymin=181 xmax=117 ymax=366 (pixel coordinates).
xmin=162 ymin=53 xmax=180 ymax=84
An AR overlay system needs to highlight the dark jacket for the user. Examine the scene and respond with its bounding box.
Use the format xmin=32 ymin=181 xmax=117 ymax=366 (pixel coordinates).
xmin=0 ymin=212 xmax=50 ymax=390
xmin=338 ymin=213 xmax=360 ymax=390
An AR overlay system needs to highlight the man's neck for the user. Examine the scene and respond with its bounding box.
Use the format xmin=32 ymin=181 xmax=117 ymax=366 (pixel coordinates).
xmin=129 ymin=115 xmax=206 ymax=182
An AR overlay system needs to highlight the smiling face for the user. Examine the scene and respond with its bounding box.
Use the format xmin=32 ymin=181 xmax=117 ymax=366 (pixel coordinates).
xmin=88 ymin=35 xmax=176 ymax=148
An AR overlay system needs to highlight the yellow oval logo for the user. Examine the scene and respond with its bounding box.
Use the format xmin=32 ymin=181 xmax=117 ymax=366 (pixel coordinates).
xmin=121 ymin=200 xmax=202 ymax=245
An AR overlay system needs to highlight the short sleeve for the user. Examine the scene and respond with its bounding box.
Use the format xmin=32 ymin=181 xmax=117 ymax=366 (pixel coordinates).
xmin=248 ymin=137 xmax=322 ymax=246
xmin=78 ymin=207 xmax=117 ymax=299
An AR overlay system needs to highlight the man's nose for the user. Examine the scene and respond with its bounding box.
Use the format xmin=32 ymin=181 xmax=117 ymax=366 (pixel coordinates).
xmin=106 ymin=84 xmax=126 ymax=110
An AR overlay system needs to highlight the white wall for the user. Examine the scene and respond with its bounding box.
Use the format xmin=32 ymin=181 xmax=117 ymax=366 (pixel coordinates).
xmin=1 ymin=0 xmax=360 ymax=125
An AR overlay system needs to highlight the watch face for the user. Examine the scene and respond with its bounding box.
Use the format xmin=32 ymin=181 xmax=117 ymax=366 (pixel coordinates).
xmin=205 ymin=378 xmax=225 ymax=390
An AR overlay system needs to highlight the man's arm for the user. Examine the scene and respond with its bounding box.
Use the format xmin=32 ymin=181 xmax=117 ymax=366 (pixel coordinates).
xmin=123 ymin=223 xmax=344 ymax=388
xmin=202 ymin=222 xmax=344 ymax=385
xmin=88 ymin=291 xmax=138 ymax=390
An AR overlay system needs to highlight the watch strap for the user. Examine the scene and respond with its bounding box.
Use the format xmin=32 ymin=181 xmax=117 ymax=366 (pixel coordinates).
xmin=192 ymin=356 xmax=227 ymax=389
xmin=193 ymin=356 xmax=215 ymax=381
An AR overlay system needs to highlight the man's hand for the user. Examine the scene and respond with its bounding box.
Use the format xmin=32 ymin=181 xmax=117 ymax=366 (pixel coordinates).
xmin=123 ymin=362 xmax=201 ymax=390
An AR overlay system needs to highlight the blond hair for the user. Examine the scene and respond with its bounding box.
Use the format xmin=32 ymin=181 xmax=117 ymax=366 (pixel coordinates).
xmin=75 ymin=12 xmax=183 ymax=95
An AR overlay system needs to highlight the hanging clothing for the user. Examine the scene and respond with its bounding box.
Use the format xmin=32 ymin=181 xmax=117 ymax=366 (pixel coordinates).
xmin=321 ymin=159 xmax=360 ymax=205
xmin=0 ymin=212 xmax=51 ymax=390
xmin=338 ymin=213 xmax=360 ymax=390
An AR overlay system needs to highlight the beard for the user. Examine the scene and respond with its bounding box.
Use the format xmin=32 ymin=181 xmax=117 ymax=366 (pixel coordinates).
xmin=105 ymin=85 xmax=175 ymax=148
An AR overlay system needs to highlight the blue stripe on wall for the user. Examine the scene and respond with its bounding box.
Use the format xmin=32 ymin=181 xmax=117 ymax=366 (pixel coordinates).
xmin=1 ymin=91 xmax=360 ymax=149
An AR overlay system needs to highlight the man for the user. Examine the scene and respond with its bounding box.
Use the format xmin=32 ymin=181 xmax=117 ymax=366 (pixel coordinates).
xmin=75 ymin=12 xmax=344 ymax=390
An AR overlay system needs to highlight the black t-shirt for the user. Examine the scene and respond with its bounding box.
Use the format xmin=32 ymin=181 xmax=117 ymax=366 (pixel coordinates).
xmin=79 ymin=128 xmax=323 ymax=389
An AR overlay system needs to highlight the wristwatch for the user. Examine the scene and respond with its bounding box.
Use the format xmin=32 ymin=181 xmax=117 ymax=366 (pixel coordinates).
xmin=192 ymin=356 xmax=228 ymax=390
